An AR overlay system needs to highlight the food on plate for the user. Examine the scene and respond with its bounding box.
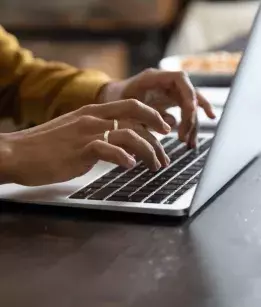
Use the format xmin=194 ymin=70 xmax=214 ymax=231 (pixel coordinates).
xmin=181 ymin=52 xmax=242 ymax=74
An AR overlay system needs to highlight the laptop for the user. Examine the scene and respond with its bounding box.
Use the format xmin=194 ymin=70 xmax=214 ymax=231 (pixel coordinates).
xmin=1 ymin=7 xmax=261 ymax=217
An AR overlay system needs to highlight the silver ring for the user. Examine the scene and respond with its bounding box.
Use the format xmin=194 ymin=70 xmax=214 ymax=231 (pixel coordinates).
xmin=104 ymin=130 xmax=110 ymax=143
xmin=113 ymin=119 xmax=118 ymax=130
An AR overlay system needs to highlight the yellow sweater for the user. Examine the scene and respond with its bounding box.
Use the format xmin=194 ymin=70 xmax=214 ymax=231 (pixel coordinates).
xmin=0 ymin=26 xmax=110 ymax=127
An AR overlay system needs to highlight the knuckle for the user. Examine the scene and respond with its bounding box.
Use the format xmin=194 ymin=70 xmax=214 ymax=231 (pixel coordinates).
xmin=153 ymin=138 xmax=162 ymax=148
xmin=77 ymin=116 xmax=88 ymax=128
xmin=84 ymin=115 xmax=97 ymax=122
xmin=147 ymin=143 xmax=156 ymax=155
xmin=184 ymin=102 xmax=196 ymax=114
xmin=78 ymin=104 xmax=93 ymax=114
xmin=115 ymin=147 xmax=126 ymax=158
xmin=133 ymin=122 xmax=143 ymax=131
xmin=176 ymin=70 xmax=187 ymax=79
xmin=88 ymin=140 xmax=102 ymax=153
xmin=77 ymin=115 xmax=95 ymax=128
xmin=128 ymin=98 xmax=142 ymax=110
xmin=123 ymin=128 xmax=137 ymax=138
xmin=154 ymin=109 xmax=162 ymax=121
xmin=188 ymin=86 xmax=196 ymax=97
xmin=144 ymin=67 xmax=156 ymax=75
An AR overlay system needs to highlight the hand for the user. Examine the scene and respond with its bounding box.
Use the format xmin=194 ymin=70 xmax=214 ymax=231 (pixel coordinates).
xmin=99 ymin=68 xmax=215 ymax=147
xmin=0 ymin=99 xmax=171 ymax=186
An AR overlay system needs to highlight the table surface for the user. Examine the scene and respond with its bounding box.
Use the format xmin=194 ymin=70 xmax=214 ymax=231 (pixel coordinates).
xmin=1 ymin=36 xmax=261 ymax=307
xmin=1 ymin=154 xmax=261 ymax=307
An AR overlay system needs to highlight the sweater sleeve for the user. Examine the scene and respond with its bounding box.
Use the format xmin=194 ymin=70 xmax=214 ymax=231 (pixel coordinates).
xmin=0 ymin=25 xmax=111 ymax=126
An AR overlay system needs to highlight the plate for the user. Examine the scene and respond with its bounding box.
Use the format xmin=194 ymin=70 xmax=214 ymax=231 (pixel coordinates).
xmin=159 ymin=53 xmax=241 ymax=87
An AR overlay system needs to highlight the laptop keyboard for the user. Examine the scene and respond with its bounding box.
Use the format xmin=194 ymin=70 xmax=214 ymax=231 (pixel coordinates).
xmin=70 ymin=136 xmax=212 ymax=204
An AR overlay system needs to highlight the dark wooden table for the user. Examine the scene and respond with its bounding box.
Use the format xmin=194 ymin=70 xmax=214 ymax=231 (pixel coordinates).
xmin=1 ymin=154 xmax=261 ymax=307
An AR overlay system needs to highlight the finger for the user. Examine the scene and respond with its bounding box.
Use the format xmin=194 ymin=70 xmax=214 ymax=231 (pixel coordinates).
xmin=135 ymin=70 xmax=197 ymax=141
xmin=112 ymin=120 xmax=169 ymax=166
xmin=84 ymin=140 xmax=136 ymax=169
xmin=178 ymin=117 xmax=192 ymax=143
xmin=91 ymin=129 xmax=161 ymax=171
xmin=177 ymin=106 xmax=196 ymax=143
xmin=140 ymin=70 xmax=198 ymax=144
xmin=175 ymin=73 xmax=197 ymax=141
xmin=111 ymin=129 xmax=162 ymax=171
xmin=143 ymin=71 xmax=198 ymax=143
xmin=162 ymin=73 xmax=197 ymax=143
xmin=136 ymin=127 xmax=170 ymax=167
xmin=77 ymin=116 xmax=114 ymax=135
xmin=161 ymin=112 xmax=176 ymax=129
xmin=81 ymin=99 xmax=171 ymax=134
xmin=187 ymin=117 xmax=198 ymax=149
xmin=197 ymin=92 xmax=216 ymax=119
xmin=149 ymin=70 xmax=197 ymax=116
xmin=144 ymin=88 xmax=174 ymax=111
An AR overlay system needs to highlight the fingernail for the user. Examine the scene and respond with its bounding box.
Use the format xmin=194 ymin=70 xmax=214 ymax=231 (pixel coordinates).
xmin=188 ymin=142 xmax=195 ymax=149
xmin=163 ymin=115 xmax=176 ymax=127
xmin=127 ymin=156 xmax=136 ymax=168
xmin=165 ymin=155 xmax=170 ymax=166
xmin=163 ymin=122 xmax=171 ymax=132
xmin=155 ymin=159 xmax=161 ymax=170
xmin=180 ymin=135 xmax=188 ymax=143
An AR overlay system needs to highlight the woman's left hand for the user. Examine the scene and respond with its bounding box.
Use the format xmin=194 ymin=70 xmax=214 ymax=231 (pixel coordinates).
xmin=99 ymin=68 xmax=216 ymax=147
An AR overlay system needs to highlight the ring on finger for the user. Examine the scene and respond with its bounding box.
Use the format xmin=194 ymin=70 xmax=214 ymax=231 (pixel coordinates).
xmin=104 ymin=130 xmax=110 ymax=143
xmin=113 ymin=119 xmax=119 ymax=130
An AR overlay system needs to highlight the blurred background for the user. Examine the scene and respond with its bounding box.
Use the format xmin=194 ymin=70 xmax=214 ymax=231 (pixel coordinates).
xmin=0 ymin=0 xmax=259 ymax=79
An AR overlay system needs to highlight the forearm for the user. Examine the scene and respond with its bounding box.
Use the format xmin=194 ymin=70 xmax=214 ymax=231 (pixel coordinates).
xmin=18 ymin=64 xmax=110 ymax=126
xmin=0 ymin=25 xmax=110 ymax=127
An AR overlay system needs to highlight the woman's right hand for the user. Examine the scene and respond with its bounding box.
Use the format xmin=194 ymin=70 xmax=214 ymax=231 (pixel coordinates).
xmin=0 ymin=99 xmax=171 ymax=186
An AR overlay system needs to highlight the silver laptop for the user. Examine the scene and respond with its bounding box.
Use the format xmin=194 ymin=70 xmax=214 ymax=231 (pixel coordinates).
xmin=1 ymin=7 xmax=261 ymax=217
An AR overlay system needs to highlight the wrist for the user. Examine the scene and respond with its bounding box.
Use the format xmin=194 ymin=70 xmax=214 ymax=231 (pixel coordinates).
xmin=96 ymin=80 xmax=126 ymax=104
xmin=0 ymin=134 xmax=15 ymax=184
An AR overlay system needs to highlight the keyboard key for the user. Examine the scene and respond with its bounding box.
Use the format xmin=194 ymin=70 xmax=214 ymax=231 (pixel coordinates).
xmin=164 ymin=195 xmax=180 ymax=204
xmin=167 ymin=178 xmax=185 ymax=186
xmin=164 ymin=140 xmax=182 ymax=154
xmin=160 ymin=137 xmax=175 ymax=146
xmin=190 ymin=176 xmax=200 ymax=184
xmin=164 ymin=189 xmax=188 ymax=204
xmin=128 ymin=194 xmax=147 ymax=202
xmin=144 ymin=188 xmax=174 ymax=204
xmin=102 ymin=182 xmax=122 ymax=188
xmin=163 ymin=177 xmax=201 ymax=205
xmin=117 ymin=185 xmax=136 ymax=193
xmin=89 ymin=187 xmax=117 ymax=200
xmin=107 ymin=166 xmax=126 ymax=176
xmin=70 ymin=188 xmax=94 ymax=199
xmin=145 ymin=198 xmax=163 ymax=204
xmin=169 ymin=146 xmax=188 ymax=162
xmin=146 ymin=194 xmax=168 ymax=203
xmin=115 ymin=172 xmax=156 ymax=192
